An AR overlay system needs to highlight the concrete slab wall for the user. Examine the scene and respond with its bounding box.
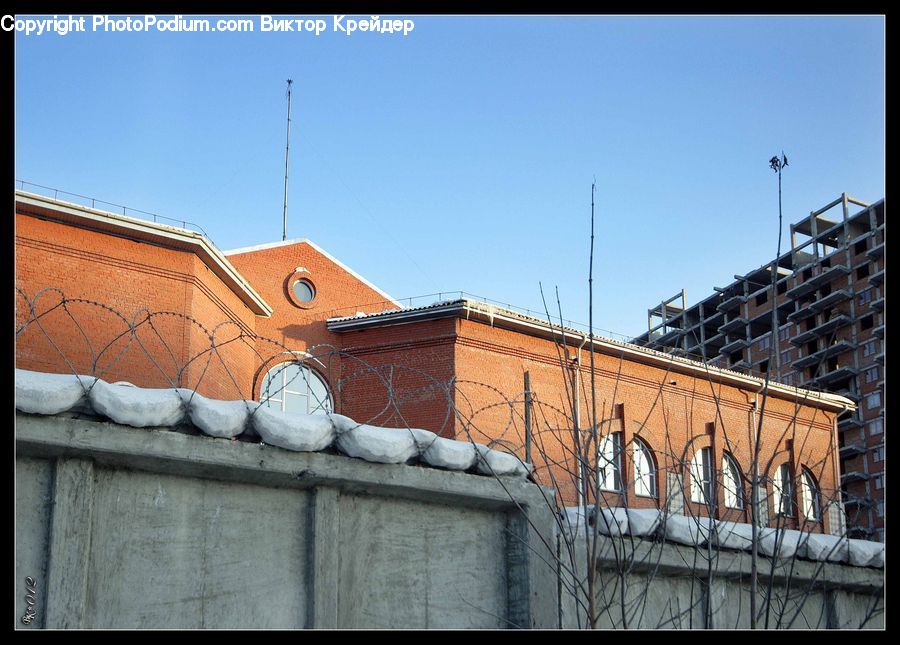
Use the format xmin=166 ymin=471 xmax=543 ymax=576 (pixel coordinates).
xmin=14 ymin=413 xmax=557 ymax=629
xmin=559 ymin=532 xmax=884 ymax=629
xmin=15 ymin=412 xmax=882 ymax=629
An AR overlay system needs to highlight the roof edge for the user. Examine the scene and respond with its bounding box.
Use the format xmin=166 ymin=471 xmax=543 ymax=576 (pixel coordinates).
xmin=328 ymin=299 xmax=856 ymax=413
xmin=226 ymin=237 xmax=402 ymax=308
xmin=15 ymin=190 xmax=273 ymax=317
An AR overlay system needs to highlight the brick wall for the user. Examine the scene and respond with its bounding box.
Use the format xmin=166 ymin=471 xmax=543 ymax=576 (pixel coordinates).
xmin=15 ymin=212 xmax=258 ymax=399
xmin=225 ymin=241 xmax=402 ymax=406
xmin=333 ymin=315 xmax=841 ymax=533
xmin=337 ymin=318 xmax=457 ymax=433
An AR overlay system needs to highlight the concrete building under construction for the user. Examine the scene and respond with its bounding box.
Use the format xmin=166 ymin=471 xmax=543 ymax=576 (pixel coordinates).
xmin=632 ymin=194 xmax=885 ymax=541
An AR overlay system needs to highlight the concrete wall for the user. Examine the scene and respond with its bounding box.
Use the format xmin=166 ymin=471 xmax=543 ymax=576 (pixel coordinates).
xmin=15 ymin=413 xmax=882 ymax=629
xmin=14 ymin=412 xmax=557 ymax=629
xmin=559 ymin=532 xmax=884 ymax=629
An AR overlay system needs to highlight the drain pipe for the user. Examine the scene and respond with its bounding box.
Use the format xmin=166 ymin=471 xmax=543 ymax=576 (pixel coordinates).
xmin=750 ymin=388 xmax=761 ymax=629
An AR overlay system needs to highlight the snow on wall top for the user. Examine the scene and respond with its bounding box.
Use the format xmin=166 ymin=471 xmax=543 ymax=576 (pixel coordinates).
xmin=14 ymin=368 xmax=530 ymax=478
xmin=14 ymin=369 xmax=883 ymax=569
xmin=559 ymin=505 xmax=884 ymax=569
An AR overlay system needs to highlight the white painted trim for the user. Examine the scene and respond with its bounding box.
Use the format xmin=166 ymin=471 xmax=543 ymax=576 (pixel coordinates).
xmin=301 ymin=239 xmax=401 ymax=307
xmin=225 ymin=238 xmax=401 ymax=308
xmin=223 ymin=238 xmax=309 ymax=256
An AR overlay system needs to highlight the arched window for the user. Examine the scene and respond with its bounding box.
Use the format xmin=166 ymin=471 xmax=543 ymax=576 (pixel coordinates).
xmin=260 ymin=361 xmax=332 ymax=414
xmin=721 ymin=453 xmax=744 ymax=509
xmin=598 ymin=432 xmax=623 ymax=491
xmin=800 ymin=468 xmax=822 ymax=522
xmin=690 ymin=447 xmax=713 ymax=505
xmin=632 ymin=438 xmax=657 ymax=497
xmin=773 ymin=462 xmax=795 ymax=516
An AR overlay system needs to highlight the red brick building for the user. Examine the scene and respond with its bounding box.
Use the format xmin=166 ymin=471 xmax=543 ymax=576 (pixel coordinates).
xmin=15 ymin=190 xmax=853 ymax=534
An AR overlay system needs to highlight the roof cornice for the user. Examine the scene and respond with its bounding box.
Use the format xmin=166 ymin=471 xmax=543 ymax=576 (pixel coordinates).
xmin=328 ymin=299 xmax=856 ymax=414
xmin=15 ymin=190 xmax=273 ymax=317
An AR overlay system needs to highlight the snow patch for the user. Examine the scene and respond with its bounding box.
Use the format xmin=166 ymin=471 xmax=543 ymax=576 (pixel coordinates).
xmin=251 ymin=406 xmax=335 ymax=452
xmin=805 ymin=533 xmax=849 ymax=563
xmin=713 ymin=520 xmax=755 ymax=551
xmin=419 ymin=434 xmax=478 ymax=471
xmin=328 ymin=413 xmax=360 ymax=435
xmin=664 ymin=514 xmax=715 ymax=546
xmin=180 ymin=391 xmax=258 ymax=438
xmin=626 ymin=509 xmax=662 ymax=537
xmin=336 ymin=424 xmax=418 ymax=464
xmin=474 ymin=444 xmax=529 ymax=477
xmin=15 ymin=369 xmax=96 ymax=415
xmin=596 ymin=507 xmax=629 ymax=537
xmin=408 ymin=427 xmax=438 ymax=452
xmin=758 ymin=528 xmax=809 ymax=559
xmin=848 ymin=538 xmax=884 ymax=567
xmin=559 ymin=506 xmax=593 ymax=535
xmin=88 ymin=380 xmax=185 ymax=428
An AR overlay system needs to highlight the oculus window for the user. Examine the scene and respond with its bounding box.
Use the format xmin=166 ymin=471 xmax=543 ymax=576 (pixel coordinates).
xmin=293 ymin=279 xmax=316 ymax=303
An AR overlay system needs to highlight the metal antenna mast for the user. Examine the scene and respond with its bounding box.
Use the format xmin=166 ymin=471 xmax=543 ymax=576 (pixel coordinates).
xmin=282 ymin=79 xmax=293 ymax=241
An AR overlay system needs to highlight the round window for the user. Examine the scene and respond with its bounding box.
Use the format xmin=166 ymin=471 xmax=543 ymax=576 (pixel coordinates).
xmin=292 ymin=279 xmax=315 ymax=303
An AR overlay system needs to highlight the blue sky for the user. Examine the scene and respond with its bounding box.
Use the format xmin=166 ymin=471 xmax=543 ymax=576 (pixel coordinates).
xmin=15 ymin=15 xmax=885 ymax=339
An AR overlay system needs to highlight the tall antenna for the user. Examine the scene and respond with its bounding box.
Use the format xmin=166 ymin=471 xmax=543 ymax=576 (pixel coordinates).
xmin=282 ymin=79 xmax=293 ymax=241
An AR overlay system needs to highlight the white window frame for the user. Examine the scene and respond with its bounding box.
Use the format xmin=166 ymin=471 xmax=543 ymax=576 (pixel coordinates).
xmin=721 ymin=453 xmax=744 ymax=509
xmin=868 ymin=418 xmax=884 ymax=436
xmin=260 ymin=359 xmax=333 ymax=415
xmin=863 ymin=339 xmax=878 ymax=357
xmin=632 ymin=438 xmax=657 ymax=498
xmin=598 ymin=432 xmax=623 ymax=492
xmin=800 ymin=469 xmax=821 ymax=522
xmin=690 ymin=446 xmax=714 ymax=505
xmin=866 ymin=392 xmax=882 ymax=410
xmin=773 ymin=462 xmax=795 ymax=517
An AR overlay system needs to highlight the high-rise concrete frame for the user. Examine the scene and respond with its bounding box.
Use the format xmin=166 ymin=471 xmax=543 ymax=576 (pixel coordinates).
xmin=633 ymin=194 xmax=885 ymax=540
